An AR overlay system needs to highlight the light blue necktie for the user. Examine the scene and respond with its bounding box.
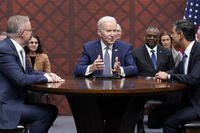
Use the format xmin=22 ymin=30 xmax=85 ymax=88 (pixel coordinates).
xmin=151 ymin=49 xmax=157 ymax=70
xmin=103 ymin=46 xmax=111 ymax=75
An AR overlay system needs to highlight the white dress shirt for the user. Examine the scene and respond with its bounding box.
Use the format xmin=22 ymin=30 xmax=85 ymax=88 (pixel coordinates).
xmin=183 ymin=41 xmax=194 ymax=74
xmin=145 ymin=44 xmax=158 ymax=60
xmin=85 ymin=39 xmax=125 ymax=76
xmin=10 ymin=38 xmax=26 ymax=70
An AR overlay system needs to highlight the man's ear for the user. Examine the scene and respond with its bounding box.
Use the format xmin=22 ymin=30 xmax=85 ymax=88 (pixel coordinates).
xmin=178 ymin=31 xmax=184 ymax=40
xmin=19 ymin=30 xmax=24 ymax=36
xmin=97 ymin=29 xmax=101 ymax=36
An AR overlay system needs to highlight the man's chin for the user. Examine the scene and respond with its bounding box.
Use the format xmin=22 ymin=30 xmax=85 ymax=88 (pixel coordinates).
xmin=109 ymin=40 xmax=116 ymax=44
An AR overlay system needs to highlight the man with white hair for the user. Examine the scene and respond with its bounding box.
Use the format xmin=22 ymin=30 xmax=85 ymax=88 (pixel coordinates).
xmin=74 ymin=16 xmax=138 ymax=133
xmin=75 ymin=16 xmax=137 ymax=77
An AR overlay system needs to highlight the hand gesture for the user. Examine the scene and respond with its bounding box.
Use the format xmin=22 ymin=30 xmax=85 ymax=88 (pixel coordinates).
xmin=89 ymin=55 xmax=104 ymax=73
xmin=112 ymin=57 xmax=121 ymax=74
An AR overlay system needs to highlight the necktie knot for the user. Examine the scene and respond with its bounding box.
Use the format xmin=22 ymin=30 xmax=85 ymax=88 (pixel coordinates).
xmin=183 ymin=52 xmax=188 ymax=58
xmin=105 ymin=46 xmax=109 ymax=50
xmin=151 ymin=49 xmax=155 ymax=53
xmin=182 ymin=52 xmax=188 ymax=63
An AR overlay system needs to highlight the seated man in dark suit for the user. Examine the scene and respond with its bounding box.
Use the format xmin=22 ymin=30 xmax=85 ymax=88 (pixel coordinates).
xmin=155 ymin=19 xmax=200 ymax=133
xmin=0 ymin=15 xmax=64 ymax=133
xmin=132 ymin=26 xmax=175 ymax=133
xmin=74 ymin=16 xmax=138 ymax=133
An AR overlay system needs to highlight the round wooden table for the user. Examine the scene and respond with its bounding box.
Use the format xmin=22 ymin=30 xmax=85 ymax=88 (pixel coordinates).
xmin=29 ymin=76 xmax=186 ymax=133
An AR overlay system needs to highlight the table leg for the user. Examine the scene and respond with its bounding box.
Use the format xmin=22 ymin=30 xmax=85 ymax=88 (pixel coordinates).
xmin=67 ymin=96 xmax=104 ymax=133
xmin=67 ymin=96 xmax=141 ymax=133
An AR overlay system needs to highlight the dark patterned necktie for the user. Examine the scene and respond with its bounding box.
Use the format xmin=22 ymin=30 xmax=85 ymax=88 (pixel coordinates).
xmin=103 ymin=46 xmax=111 ymax=75
xmin=151 ymin=49 xmax=157 ymax=70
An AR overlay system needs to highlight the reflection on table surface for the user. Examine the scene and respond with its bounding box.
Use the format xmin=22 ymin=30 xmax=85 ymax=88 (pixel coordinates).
xmin=30 ymin=76 xmax=186 ymax=95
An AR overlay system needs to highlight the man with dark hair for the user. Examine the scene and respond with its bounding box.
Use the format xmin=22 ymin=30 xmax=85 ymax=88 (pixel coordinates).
xmin=155 ymin=19 xmax=200 ymax=133
xmin=132 ymin=25 xmax=175 ymax=133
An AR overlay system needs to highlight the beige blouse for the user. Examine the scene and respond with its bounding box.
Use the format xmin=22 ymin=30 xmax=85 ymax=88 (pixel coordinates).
xmin=27 ymin=53 xmax=51 ymax=73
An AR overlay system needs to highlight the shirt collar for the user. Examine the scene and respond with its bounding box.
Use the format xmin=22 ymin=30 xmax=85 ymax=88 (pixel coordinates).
xmin=10 ymin=38 xmax=24 ymax=53
xmin=184 ymin=41 xmax=195 ymax=56
xmin=145 ymin=44 xmax=157 ymax=53
xmin=100 ymin=39 xmax=113 ymax=50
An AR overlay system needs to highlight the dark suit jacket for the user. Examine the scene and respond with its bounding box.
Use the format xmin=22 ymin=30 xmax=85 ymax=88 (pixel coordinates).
xmin=170 ymin=41 xmax=200 ymax=117
xmin=74 ymin=40 xmax=138 ymax=77
xmin=0 ymin=38 xmax=48 ymax=129
xmin=132 ymin=44 xmax=175 ymax=77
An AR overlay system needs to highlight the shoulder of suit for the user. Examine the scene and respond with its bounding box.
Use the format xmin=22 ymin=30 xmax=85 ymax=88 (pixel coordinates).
xmin=0 ymin=38 xmax=12 ymax=52
xmin=115 ymin=40 xmax=130 ymax=44
xmin=133 ymin=44 xmax=145 ymax=52
xmin=84 ymin=40 xmax=100 ymax=46
xmin=157 ymin=45 xmax=171 ymax=53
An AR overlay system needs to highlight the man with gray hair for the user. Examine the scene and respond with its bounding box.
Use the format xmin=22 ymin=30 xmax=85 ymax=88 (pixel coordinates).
xmin=116 ymin=24 xmax=122 ymax=40
xmin=75 ymin=16 xmax=137 ymax=77
xmin=74 ymin=16 xmax=138 ymax=133
xmin=0 ymin=15 xmax=64 ymax=133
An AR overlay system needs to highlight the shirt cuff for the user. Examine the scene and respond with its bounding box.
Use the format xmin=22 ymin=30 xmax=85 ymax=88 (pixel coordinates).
xmin=120 ymin=67 xmax=126 ymax=77
xmin=167 ymin=74 xmax=171 ymax=80
xmin=44 ymin=73 xmax=52 ymax=82
xmin=85 ymin=65 xmax=93 ymax=76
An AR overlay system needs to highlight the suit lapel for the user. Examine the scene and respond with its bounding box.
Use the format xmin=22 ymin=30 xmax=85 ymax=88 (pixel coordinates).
xmin=94 ymin=41 xmax=103 ymax=75
xmin=95 ymin=41 xmax=103 ymax=59
xmin=157 ymin=45 xmax=164 ymax=70
xmin=187 ymin=42 xmax=198 ymax=73
xmin=143 ymin=45 xmax=154 ymax=69
xmin=8 ymin=38 xmax=25 ymax=71
xmin=112 ymin=42 xmax=119 ymax=67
